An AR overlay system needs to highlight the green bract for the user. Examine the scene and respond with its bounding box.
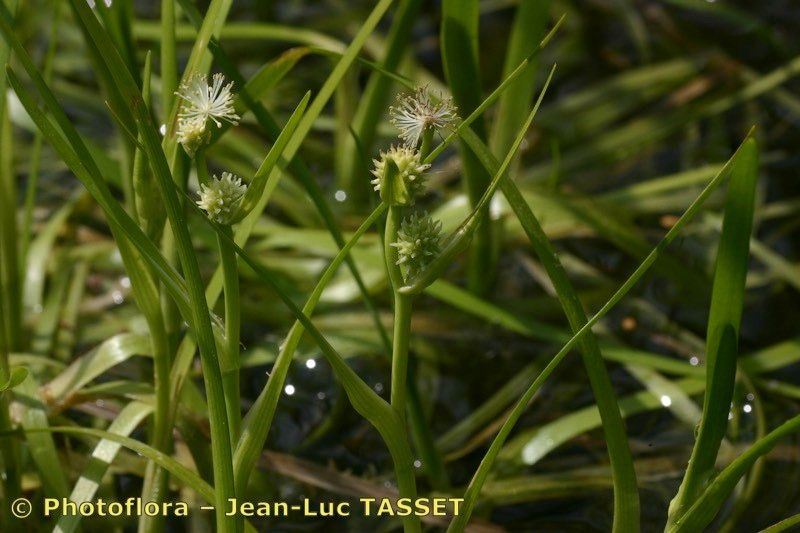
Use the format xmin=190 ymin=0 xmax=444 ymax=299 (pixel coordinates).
xmin=371 ymin=145 xmax=430 ymax=205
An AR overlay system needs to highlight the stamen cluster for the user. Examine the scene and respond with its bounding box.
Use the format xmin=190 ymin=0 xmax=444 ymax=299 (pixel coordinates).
xmin=389 ymin=86 xmax=457 ymax=148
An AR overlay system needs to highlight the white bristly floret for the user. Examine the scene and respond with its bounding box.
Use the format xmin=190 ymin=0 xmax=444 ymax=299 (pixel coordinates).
xmin=389 ymin=86 xmax=458 ymax=148
xmin=197 ymin=172 xmax=247 ymax=225
xmin=176 ymin=73 xmax=240 ymax=128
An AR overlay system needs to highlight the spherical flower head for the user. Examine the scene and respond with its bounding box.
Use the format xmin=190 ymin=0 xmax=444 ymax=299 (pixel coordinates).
xmin=391 ymin=211 xmax=442 ymax=279
xmin=389 ymin=86 xmax=458 ymax=148
xmin=371 ymin=145 xmax=430 ymax=205
xmin=197 ymin=172 xmax=247 ymax=225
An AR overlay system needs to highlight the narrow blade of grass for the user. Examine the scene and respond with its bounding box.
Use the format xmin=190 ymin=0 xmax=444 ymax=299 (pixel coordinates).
xmin=670 ymin=412 xmax=800 ymax=532
xmin=54 ymin=402 xmax=153 ymax=533
xmin=16 ymin=373 xmax=69 ymax=499
xmin=446 ymin=126 xmax=756 ymax=532
xmin=441 ymin=0 xmax=494 ymax=294
xmin=65 ymin=3 xmax=239 ymax=529
xmin=667 ymin=138 xmax=759 ymax=526
xmin=489 ymin=0 xmax=551 ymax=156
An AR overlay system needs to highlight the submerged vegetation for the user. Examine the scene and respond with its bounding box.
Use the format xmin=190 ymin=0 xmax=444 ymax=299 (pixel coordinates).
xmin=0 ymin=0 xmax=798 ymax=531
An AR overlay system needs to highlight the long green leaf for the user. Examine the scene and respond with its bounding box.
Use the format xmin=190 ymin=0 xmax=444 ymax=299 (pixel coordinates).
xmin=441 ymin=0 xmax=494 ymax=294
xmin=15 ymin=374 xmax=69 ymax=499
xmin=448 ymin=126 xmax=640 ymax=533
xmin=44 ymin=333 xmax=151 ymax=403
xmin=489 ymin=0 xmax=551 ymax=157
xmin=447 ymin=125 xmax=756 ymax=532
xmin=64 ymin=5 xmax=239 ymax=531
xmin=670 ymin=413 xmax=800 ymax=532
xmin=54 ymin=402 xmax=153 ymax=533
xmin=21 ymin=425 xmax=214 ymax=502
xmin=667 ymin=138 xmax=759 ymax=526
xmin=499 ymin=376 xmax=704 ymax=466
xmin=234 ymin=204 xmax=387 ymax=494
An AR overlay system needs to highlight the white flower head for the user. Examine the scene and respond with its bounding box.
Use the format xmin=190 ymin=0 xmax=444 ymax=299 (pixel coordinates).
xmin=391 ymin=211 xmax=442 ymax=278
xmin=175 ymin=73 xmax=239 ymax=156
xmin=197 ymin=172 xmax=247 ymax=225
xmin=87 ymin=0 xmax=112 ymax=7
xmin=389 ymin=86 xmax=458 ymax=148
xmin=176 ymin=73 xmax=240 ymax=129
xmin=371 ymin=145 xmax=430 ymax=204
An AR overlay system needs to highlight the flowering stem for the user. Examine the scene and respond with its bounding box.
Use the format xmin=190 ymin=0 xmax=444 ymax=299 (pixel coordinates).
xmin=194 ymin=150 xmax=241 ymax=445
xmin=217 ymin=224 xmax=242 ymax=444
xmin=390 ymin=292 xmax=413 ymax=423
xmin=0 ymin=319 xmax=21 ymax=527
xmin=419 ymin=128 xmax=434 ymax=160
xmin=384 ymin=206 xmax=405 ymax=289
xmin=195 ymin=148 xmax=210 ymax=186
xmin=159 ymin=0 xmax=177 ymax=120
xmin=384 ymin=205 xmax=412 ymax=424
xmin=138 ymin=311 xmax=172 ymax=533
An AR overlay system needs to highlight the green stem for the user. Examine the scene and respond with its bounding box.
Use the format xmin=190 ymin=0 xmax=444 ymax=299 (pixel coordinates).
xmin=131 ymin=54 xmax=173 ymax=532
xmin=0 ymin=238 xmax=19 ymax=531
xmin=391 ymin=292 xmax=413 ymax=423
xmin=195 ymin=149 xmax=241 ymax=444
xmin=384 ymin=204 xmax=412 ymax=424
xmin=217 ymin=225 xmax=241 ymax=444
xmin=419 ymin=128 xmax=434 ymax=160
xmin=160 ymin=0 xmax=177 ymax=121
xmin=138 ymin=313 xmax=171 ymax=533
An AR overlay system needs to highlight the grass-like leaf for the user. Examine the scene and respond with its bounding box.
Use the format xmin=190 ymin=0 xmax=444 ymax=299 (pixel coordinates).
xmin=667 ymin=138 xmax=759 ymax=526
xmin=54 ymin=401 xmax=153 ymax=533
xmin=446 ymin=125 xmax=757 ymax=532
xmin=441 ymin=0 xmax=494 ymax=294
xmin=670 ymin=411 xmax=800 ymax=532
